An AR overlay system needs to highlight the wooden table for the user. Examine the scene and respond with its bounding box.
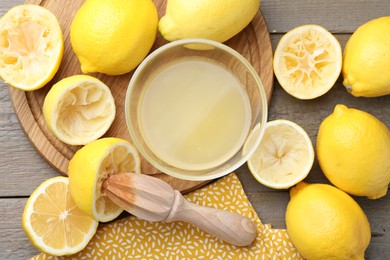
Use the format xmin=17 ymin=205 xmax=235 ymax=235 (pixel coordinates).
xmin=1 ymin=0 xmax=389 ymax=259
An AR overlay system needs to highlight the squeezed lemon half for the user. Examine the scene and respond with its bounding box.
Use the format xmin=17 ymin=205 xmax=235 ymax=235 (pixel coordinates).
xmin=43 ymin=75 xmax=116 ymax=146
xmin=22 ymin=176 xmax=98 ymax=256
xmin=68 ymin=138 xmax=141 ymax=222
xmin=244 ymin=120 xmax=314 ymax=189
xmin=273 ymin=25 xmax=342 ymax=99
xmin=0 ymin=5 xmax=63 ymax=91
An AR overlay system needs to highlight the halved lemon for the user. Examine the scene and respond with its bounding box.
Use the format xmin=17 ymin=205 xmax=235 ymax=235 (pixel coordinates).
xmin=0 ymin=5 xmax=63 ymax=91
xmin=68 ymin=137 xmax=141 ymax=222
xmin=43 ymin=75 xmax=116 ymax=145
xmin=22 ymin=176 xmax=98 ymax=256
xmin=273 ymin=25 xmax=342 ymax=99
xmin=244 ymin=120 xmax=314 ymax=189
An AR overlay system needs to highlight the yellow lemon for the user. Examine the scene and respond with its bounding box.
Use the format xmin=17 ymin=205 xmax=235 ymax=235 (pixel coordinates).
xmin=22 ymin=176 xmax=98 ymax=256
xmin=317 ymin=104 xmax=390 ymax=199
xmin=0 ymin=5 xmax=63 ymax=91
xmin=159 ymin=0 xmax=260 ymax=42
xmin=342 ymin=16 xmax=390 ymax=97
xmin=43 ymin=75 xmax=116 ymax=146
xmin=274 ymin=25 xmax=342 ymax=99
xmin=286 ymin=182 xmax=371 ymax=260
xmin=68 ymin=137 xmax=141 ymax=222
xmin=70 ymin=0 xmax=158 ymax=75
xmin=244 ymin=120 xmax=314 ymax=189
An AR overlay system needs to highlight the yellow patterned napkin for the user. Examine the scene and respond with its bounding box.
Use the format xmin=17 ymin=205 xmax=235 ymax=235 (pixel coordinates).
xmin=32 ymin=173 xmax=303 ymax=259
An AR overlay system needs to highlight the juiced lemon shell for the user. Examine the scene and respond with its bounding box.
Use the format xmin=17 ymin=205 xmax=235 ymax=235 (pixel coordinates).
xmin=0 ymin=5 xmax=63 ymax=90
xmin=244 ymin=120 xmax=314 ymax=189
xmin=273 ymin=25 xmax=342 ymax=99
xmin=43 ymin=75 xmax=115 ymax=145
xmin=68 ymin=138 xmax=141 ymax=222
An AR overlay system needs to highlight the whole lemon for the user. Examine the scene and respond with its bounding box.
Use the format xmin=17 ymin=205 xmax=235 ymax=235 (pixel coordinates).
xmin=159 ymin=0 xmax=260 ymax=43
xmin=286 ymin=182 xmax=371 ymax=260
xmin=70 ymin=0 xmax=158 ymax=75
xmin=317 ymin=104 xmax=390 ymax=199
xmin=342 ymin=16 xmax=390 ymax=97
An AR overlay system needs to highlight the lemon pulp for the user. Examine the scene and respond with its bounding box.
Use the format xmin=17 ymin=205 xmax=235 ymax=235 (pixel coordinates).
xmin=244 ymin=120 xmax=314 ymax=189
xmin=273 ymin=25 xmax=342 ymax=99
xmin=0 ymin=5 xmax=63 ymax=90
xmin=43 ymin=75 xmax=116 ymax=145
xmin=22 ymin=176 xmax=98 ymax=256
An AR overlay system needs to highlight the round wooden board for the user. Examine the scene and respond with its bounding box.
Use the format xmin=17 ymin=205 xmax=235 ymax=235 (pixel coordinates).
xmin=10 ymin=0 xmax=274 ymax=194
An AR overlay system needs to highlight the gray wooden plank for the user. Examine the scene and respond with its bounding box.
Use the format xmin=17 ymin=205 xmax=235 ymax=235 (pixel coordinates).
xmin=0 ymin=198 xmax=40 ymax=259
xmin=0 ymin=85 xmax=59 ymax=197
xmin=0 ymin=0 xmax=23 ymax=16
xmin=356 ymin=195 xmax=390 ymax=259
xmin=261 ymin=0 xmax=390 ymax=33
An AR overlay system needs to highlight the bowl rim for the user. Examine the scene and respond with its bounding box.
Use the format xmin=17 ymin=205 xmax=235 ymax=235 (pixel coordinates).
xmin=125 ymin=38 xmax=268 ymax=181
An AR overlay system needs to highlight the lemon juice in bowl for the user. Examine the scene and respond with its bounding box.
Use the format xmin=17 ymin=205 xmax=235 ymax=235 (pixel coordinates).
xmin=139 ymin=58 xmax=252 ymax=171
xmin=125 ymin=39 xmax=268 ymax=181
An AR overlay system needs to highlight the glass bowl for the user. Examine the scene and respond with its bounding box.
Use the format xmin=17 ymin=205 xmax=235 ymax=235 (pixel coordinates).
xmin=125 ymin=38 xmax=267 ymax=181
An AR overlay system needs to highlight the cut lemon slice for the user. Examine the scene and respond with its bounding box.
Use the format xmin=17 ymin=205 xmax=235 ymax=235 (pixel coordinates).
xmin=43 ymin=75 xmax=116 ymax=145
xmin=22 ymin=176 xmax=98 ymax=256
xmin=273 ymin=25 xmax=342 ymax=99
xmin=0 ymin=5 xmax=63 ymax=91
xmin=68 ymin=137 xmax=141 ymax=222
xmin=244 ymin=120 xmax=314 ymax=189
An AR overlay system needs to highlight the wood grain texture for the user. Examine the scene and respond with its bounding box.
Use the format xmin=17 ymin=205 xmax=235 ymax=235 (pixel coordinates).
xmin=1 ymin=0 xmax=390 ymax=259
xmin=261 ymin=0 xmax=390 ymax=33
xmin=0 ymin=199 xmax=40 ymax=259
xmin=9 ymin=0 xmax=274 ymax=194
